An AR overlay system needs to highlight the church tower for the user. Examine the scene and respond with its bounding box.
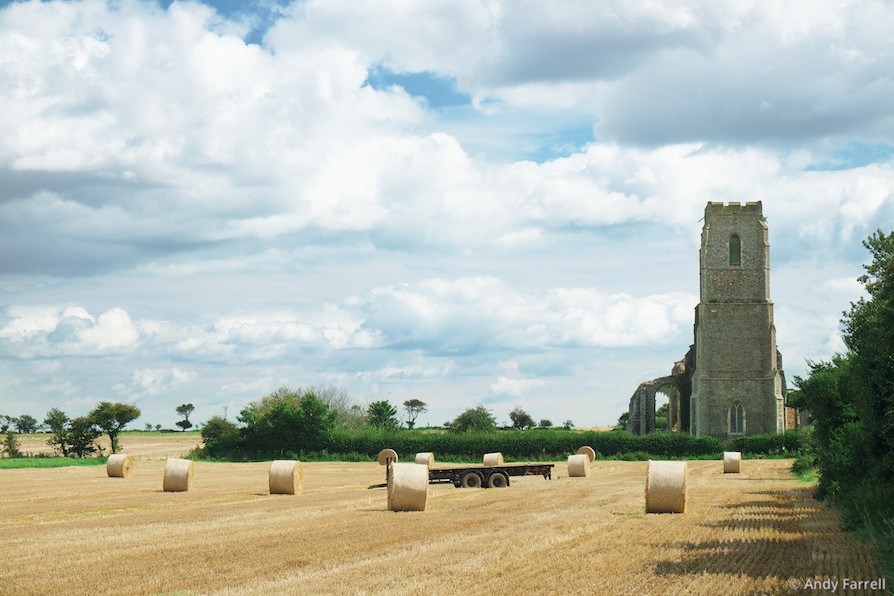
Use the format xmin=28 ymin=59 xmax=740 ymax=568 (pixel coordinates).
xmin=689 ymin=201 xmax=785 ymax=437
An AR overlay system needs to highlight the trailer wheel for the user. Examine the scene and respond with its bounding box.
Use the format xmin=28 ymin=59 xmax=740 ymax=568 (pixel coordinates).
xmin=487 ymin=472 xmax=509 ymax=488
xmin=460 ymin=471 xmax=483 ymax=488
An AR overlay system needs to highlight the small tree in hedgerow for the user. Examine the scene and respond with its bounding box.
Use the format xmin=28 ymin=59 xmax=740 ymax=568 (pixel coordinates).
xmin=88 ymin=402 xmax=141 ymax=454
xmin=67 ymin=417 xmax=100 ymax=458
xmin=367 ymin=400 xmax=399 ymax=430
xmin=448 ymin=406 xmax=497 ymax=433
xmin=44 ymin=408 xmax=71 ymax=457
xmin=509 ymin=406 xmax=536 ymax=430
xmin=402 ymin=399 xmax=428 ymax=429
xmin=176 ymin=403 xmax=195 ymax=431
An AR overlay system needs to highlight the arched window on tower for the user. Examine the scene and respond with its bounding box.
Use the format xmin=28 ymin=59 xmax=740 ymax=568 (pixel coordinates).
xmin=729 ymin=234 xmax=742 ymax=266
xmin=729 ymin=402 xmax=745 ymax=435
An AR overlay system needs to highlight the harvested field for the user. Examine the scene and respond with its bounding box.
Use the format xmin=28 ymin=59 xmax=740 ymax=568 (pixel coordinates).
xmin=15 ymin=431 xmax=201 ymax=458
xmin=0 ymin=460 xmax=883 ymax=594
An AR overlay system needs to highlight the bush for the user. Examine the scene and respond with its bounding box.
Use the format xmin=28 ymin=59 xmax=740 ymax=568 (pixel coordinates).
xmin=729 ymin=430 xmax=806 ymax=455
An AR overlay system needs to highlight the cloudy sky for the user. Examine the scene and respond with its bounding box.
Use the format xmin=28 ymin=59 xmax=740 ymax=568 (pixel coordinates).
xmin=1 ymin=0 xmax=893 ymax=430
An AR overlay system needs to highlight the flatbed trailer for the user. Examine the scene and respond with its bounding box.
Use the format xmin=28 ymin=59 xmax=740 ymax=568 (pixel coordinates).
xmin=428 ymin=463 xmax=554 ymax=488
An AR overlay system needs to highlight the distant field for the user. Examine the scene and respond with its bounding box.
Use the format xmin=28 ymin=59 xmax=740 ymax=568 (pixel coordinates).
xmin=14 ymin=430 xmax=202 ymax=459
xmin=0 ymin=459 xmax=882 ymax=594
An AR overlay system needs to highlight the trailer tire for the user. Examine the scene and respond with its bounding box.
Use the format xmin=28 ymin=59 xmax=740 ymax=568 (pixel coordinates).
xmin=487 ymin=472 xmax=509 ymax=488
xmin=460 ymin=471 xmax=483 ymax=488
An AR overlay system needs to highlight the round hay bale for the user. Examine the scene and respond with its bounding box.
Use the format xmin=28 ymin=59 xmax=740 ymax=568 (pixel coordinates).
xmin=723 ymin=451 xmax=742 ymax=474
xmin=483 ymin=452 xmax=504 ymax=467
xmin=269 ymin=460 xmax=303 ymax=495
xmin=387 ymin=462 xmax=428 ymax=512
xmin=377 ymin=448 xmax=399 ymax=466
xmin=567 ymin=453 xmax=591 ymax=477
xmin=645 ymin=460 xmax=687 ymax=513
xmin=576 ymin=446 xmax=596 ymax=463
xmin=414 ymin=452 xmax=435 ymax=466
xmin=106 ymin=453 xmax=133 ymax=478
xmin=163 ymin=458 xmax=194 ymax=492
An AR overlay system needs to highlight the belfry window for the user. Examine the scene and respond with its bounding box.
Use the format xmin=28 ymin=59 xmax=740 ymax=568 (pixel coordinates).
xmin=729 ymin=234 xmax=741 ymax=266
xmin=729 ymin=402 xmax=745 ymax=435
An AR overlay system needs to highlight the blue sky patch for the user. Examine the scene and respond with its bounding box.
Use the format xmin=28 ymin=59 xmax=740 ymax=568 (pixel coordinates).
xmin=806 ymin=142 xmax=894 ymax=171
xmin=364 ymin=66 xmax=471 ymax=109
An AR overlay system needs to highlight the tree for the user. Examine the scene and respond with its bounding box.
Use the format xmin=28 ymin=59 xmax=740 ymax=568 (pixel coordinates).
xmin=509 ymin=406 xmax=536 ymax=430
xmin=367 ymin=400 xmax=399 ymax=430
xmin=402 ymin=399 xmax=428 ymax=429
xmin=14 ymin=414 xmax=38 ymax=434
xmin=67 ymin=417 xmax=100 ymax=458
xmin=538 ymin=419 xmax=553 ymax=429
xmin=562 ymin=420 xmax=574 ymax=430
xmin=239 ymin=386 xmax=338 ymax=456
xmin=0 ymin=414 xmax=10 ymax=433
xmin=44 ymin=408 xmax=71 ymax=457
xmin=175 ymin=403 xmax=195 ymax=432
xmin=617 ymin=411 xmax=630 ymax=428
xmin=88 ymin=402 xmax=141 ymax=454
xmin=200 ymin=416 xmax=242 ymax=458
xmin=2 ymin=431 xmax=23 ymax=458
xmin=448 ymin=406 xmax=497 ymax=433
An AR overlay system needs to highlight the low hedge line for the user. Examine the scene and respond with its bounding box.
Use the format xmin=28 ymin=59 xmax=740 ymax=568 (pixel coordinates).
xmin=324 ymin=429 xmax=725 ymax=461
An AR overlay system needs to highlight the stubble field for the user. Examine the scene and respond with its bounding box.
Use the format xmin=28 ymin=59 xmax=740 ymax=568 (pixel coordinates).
xmin=0 ymin=439 xmax=884 ymax=595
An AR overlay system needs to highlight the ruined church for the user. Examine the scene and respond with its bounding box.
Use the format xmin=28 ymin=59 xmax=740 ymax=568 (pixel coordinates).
xmin=627 ymin=201 xmax=786 ymax=438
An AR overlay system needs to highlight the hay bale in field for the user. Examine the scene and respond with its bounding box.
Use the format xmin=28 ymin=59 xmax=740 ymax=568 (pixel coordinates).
xmin=576 ymin=446 xmax=596 ymax=463
xmin=723 ymin=451 xmax=742 ymax=474
xmin=645 ymin=460 xmax=687 ymax=514
xmin=163 ymin=458 xmax=194 ymax=492
xmin=483 ymin=452 xmax=503 ymax=466
xmin=414 ymin=452 xmax=435 ymax=466
xmin=269 ymin=460 xmax=303 ymax=495
xmin=106 ymin=454 xmax=133 ymax=478
xmin=387 ymin=462 xmax=428 ymax=512
xmin=567 ymin=453 xmax=591 ymax=477
xmin=377 ymin=448 xmax=399 ymax=466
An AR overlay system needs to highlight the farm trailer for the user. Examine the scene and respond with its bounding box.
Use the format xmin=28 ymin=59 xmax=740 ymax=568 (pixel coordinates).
xmin=370 ymin=463 xmax=555 ymax=489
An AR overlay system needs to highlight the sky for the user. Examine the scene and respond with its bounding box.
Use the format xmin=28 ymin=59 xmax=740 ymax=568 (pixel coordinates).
xmin=1 ymin=0 xmax=893 ymax=430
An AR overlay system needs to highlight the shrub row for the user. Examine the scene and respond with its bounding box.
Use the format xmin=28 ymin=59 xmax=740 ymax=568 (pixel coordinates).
xmin=728 ymin=431 xmax=805 ymax=455
xmin=324 ymin=429 xmax=725 ymax=461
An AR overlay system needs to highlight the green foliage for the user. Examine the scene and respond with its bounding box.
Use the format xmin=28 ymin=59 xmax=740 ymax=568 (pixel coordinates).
xmin=44 ymin=408 xmax=71 ymax=457
xmin=237 ymin=386 xmax=337 ymax=457
xmin=324 ymin=429 xmax=723 ymax=461
xmin=88 ymin=402 xmax=141 ymax=454
xmin=729 ymin=431 xmax=805 ymax=455
xmin=448 ymin=406 xmax=497 ymax=433
xmin=68 ymin=417 xmax=101 ymax=458
xmin=538 ymin=419 xmax=553 ymax=429
xmin=175 ymin=403 xmax=195 ymax=432
xmin=0 ymin=414 xmax=11 ymax=433
xmin=509 ymin=406 xmax=536 ymax=430
xmin=617 ymin=411 xmax=630 ymax=427
xmin=200 ymin=416 xmax=242 ymax=458
xmin=14 ymin=414 xmax=38 ymax=434
xmin=2 ymin=431 xmax=23 ymax=458
xmin=402 ymin=399 xmax=427 ymax=429
xmin=366 ymin=400 xmax=399 ymax=430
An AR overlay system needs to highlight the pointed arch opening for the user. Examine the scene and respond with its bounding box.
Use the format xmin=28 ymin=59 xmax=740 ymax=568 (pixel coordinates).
xmin=729 ymin=401 xmax=745 ymax=435
xmin=729 ymin=234 xmax=742 ymax=266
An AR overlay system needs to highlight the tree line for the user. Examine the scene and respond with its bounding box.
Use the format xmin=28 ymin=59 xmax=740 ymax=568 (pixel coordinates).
xmin=793 ymin=229 xmax=894 ymax=572
xmin=0 ymin=402 xmax=140 ymax=458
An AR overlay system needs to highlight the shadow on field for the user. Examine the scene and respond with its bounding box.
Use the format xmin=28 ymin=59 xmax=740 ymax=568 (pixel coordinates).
xmin=652 ymin=488 xmax=862 ymax=580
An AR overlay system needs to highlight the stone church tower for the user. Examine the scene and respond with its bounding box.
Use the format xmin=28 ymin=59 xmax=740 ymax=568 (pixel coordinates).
xmin=626 ymin=201 xmax=785 ymax=438
xmin=689 ymin=201 xmax=785 ymax=437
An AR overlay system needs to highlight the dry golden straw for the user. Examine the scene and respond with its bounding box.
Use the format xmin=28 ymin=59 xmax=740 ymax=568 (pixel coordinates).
xmin=269 ymin=460 xmax=303 ymax=495
xmin=387 ymin=463 xmax=429 ymax=512
xmin=106 ymin=454 xmax=133 ymax=478
xmin=723 ymin=451 xmax=742 ymax=474
xmin=377 ymin=448 xmax=399 ymax=466
xmin=414 ymin=452 xmax=434 ymax=466
xmin=567 ymin=453 xmax=591 ymax=477
xmin=576 ymin=446 xmax=596 ymax=463
xmin=163 ymin=458 xmax=194 ymax=492
xmin=483 ymin=452 xmax=504 ymax=466
xmin=645 ymin=460 xmax=687 ymax=513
